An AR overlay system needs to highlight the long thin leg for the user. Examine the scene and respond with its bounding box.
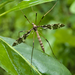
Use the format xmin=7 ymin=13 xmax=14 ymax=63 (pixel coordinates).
xmin=38 ymin=1 xmax=57 ymax=25
xmin=30 ymin=32 xmax=35 ymax=74
xmin=39 ymin=32 xmax=56 ymax=57
xmin=31 ymin=6 xmax=37 ymax=25
xmin=12 ymin=28 xmax=33 ymax=46
xmin=31 ymin=32 xmax=35 ymax=65
xmin=31 ymin=6 xmax=35 ymax=12
xmin=20 ymin=9 xmax=32 ymax=25
xmin=18 ymin=30 xmax=29 ymax=38
xmin=35 ymin=12 xmax=37 ymax=24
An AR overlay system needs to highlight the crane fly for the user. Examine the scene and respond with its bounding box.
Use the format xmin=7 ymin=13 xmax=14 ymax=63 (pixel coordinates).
xmin=12 ymin=1 xmax=65 ymax=66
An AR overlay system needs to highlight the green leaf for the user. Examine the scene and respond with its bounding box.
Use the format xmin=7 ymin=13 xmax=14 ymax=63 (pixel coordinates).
xmin=0 ymin=0 xmax=14 ymax=8
xmin=0 ymin=0 xmax=55 ymax=17
xmin=70 ymin=1 xmax=75 ymax=14
xmin=0 ymin=36 xmax=72 ymax=75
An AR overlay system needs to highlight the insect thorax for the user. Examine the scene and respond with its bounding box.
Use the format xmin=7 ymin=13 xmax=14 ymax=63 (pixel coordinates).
xmin=32 ymin=23 xmax=37 ymax=31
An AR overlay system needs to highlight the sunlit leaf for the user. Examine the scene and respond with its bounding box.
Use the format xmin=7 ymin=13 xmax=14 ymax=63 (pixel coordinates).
xmin=0 ymin=36 xmax=72 ymax=75
xmin=0 ymin=0 xmax=55 ymax=16
xmin=0 ymin=0 xmax=14 ymax=8
xmin=70 ymin=1 xmax=75 ymax=14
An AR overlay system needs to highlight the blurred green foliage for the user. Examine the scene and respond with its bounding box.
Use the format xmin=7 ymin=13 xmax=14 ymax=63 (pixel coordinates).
xmin=0 ymin=0 xmax=75 ymax=75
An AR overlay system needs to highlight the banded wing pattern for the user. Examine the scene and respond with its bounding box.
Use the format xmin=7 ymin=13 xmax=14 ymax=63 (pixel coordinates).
xmin=12 ymin=24 xmax=65 ymax=46
xmin=12 ymin=28 xmax=33 ymax=46
xmin=12 ymin=1 xmax=65 ymax=69
xmin=39 ymin=23 xmax=65 ymax=29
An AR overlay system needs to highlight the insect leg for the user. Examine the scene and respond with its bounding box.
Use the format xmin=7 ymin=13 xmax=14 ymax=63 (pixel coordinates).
xmin=31 ymin=32 xmax=35 ymax=65
xmin=20 ymin=9 xmax=32 ymax=25
xmin=12 ymin=28 xmax=33 ymax=46
xmin=31 ymin=6 xmax=37 ymax=24
xmin=39 ymin=32 xmax=56 ymax=57
xmin=35 ymin=12 xmax=37 ymax=24
xmin=18 ymin=30 xmax=30 ymax=38
xmin=38 ymin=1 xmax=57 ymax=25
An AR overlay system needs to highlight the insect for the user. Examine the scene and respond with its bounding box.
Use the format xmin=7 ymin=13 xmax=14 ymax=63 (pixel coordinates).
xmin=12 ymin=1 xmax=65 ymax=65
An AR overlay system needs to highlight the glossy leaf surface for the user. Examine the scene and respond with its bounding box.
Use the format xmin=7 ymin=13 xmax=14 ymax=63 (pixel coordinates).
xmin=0 ymin=0 xmax=55 ymax=16
xmin=0 ymin=36 xmax=72 ymax=75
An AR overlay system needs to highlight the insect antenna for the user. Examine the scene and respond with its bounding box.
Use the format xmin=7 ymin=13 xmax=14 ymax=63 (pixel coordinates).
xmin=38 ymin=1 xmax=57 ymax=25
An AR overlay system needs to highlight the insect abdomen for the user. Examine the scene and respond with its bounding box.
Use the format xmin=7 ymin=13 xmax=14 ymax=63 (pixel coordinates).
xmin=36 ymin=30 xmax=45 ymax=52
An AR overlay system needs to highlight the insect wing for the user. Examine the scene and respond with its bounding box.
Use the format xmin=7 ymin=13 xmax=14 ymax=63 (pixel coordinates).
xmin=40 ymin=25 xmax=51 ymax=29
xmin=40 ymin=23 xmax=65 ymax=29
xmin=12 ymin=29 xmax=33 ymax=46
xmin=52 ymin=23 xmax=65 ymax=29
